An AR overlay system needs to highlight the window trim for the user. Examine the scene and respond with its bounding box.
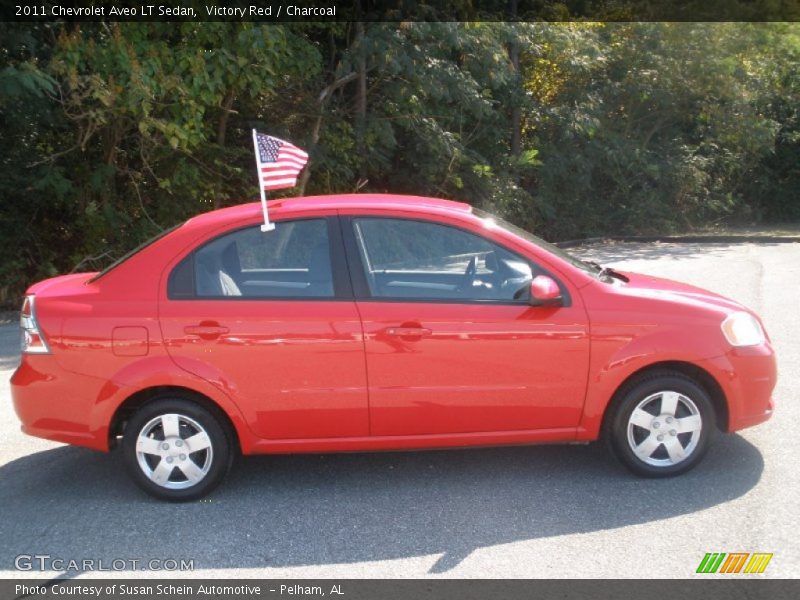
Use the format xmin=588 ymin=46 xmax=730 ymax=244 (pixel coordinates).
xmin=166 ymin=216 xmax=353 ymax=301
xmin=340 ymin=215 xmax=571 ymax=307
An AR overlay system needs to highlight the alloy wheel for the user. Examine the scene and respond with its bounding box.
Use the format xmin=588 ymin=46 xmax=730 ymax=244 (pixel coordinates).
xmin=626 ymin=390 xmax=703 ymax=467
xmin=135 ymin=413 xmax=214 ymax=489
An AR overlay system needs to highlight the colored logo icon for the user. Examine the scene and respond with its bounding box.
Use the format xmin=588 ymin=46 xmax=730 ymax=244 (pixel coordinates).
xmin=697 ymin=553 xmax=773 ymax=574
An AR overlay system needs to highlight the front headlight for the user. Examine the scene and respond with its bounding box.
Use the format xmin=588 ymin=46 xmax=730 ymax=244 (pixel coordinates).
xmin=721 ymin=312 xmax=765 ymax=347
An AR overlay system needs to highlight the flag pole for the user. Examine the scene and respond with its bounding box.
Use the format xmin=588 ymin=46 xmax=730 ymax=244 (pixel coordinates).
xmin=252 ymin=129 xmax=275 ymax=232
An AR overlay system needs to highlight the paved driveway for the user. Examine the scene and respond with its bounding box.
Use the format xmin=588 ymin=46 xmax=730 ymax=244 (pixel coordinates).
xmin=0 ymin=241 xmax=797 ymax=578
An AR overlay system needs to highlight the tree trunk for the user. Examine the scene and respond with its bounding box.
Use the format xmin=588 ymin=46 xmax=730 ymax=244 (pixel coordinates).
xmin=297 ymin=72 xmax=360 ymax=196
xmin=355 ymin=21 xmax=368 ymax=179
xmin=215 ymin=90 xmax=236 ymax=209
xmin=508 ymin=0 xmax=521 ymax=157
xmin=217 ymin=90 xmax=236 ymax=146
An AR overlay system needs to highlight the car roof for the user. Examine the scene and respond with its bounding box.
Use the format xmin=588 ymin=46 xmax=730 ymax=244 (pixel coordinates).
xmin=185 ymin=194 xmax=473 ymax=229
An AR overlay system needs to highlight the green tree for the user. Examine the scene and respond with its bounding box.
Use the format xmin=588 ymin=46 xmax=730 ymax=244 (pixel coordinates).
xmin=1 ymin=21 xmax=798 ymax=308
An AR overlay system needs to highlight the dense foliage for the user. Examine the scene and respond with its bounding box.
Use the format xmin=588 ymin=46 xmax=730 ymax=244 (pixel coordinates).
xmin=1 ymin=22 xmax=798 ymax=306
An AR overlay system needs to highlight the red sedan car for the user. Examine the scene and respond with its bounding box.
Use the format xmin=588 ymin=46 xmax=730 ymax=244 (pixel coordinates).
xmin=11 ymin=195 xmax=776 ymax=500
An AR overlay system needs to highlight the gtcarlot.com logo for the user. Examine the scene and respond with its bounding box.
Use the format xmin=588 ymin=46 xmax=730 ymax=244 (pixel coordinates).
xmin=696 ymin=552 xmax=772 ymax=574
xmin=14 ymin=554 xmax=194 ymax=572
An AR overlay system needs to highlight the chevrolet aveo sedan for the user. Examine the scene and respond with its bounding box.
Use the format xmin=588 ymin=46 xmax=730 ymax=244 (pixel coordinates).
xmin=11 ymin=195 xmax=776 ymax=500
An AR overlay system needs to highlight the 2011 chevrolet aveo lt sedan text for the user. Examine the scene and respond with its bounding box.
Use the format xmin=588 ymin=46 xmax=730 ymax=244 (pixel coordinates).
xmin=11 ymin=195 xmax=776 ymax=500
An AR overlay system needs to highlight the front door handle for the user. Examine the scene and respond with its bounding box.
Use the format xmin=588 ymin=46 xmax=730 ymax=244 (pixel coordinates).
xmin=385 ymin=326 xmax=432 ymax=338
xmin=184 ymin=322 xmax=229 ymax=339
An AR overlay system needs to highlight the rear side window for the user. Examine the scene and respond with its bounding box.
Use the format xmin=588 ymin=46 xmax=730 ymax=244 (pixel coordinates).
xmin=167 ymin=255 xmax=194 ymax=298
xmin=170 ymin=219 xmax=335 ymax=299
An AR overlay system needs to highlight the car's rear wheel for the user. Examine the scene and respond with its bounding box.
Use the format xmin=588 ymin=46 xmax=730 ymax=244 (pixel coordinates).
xmin=606 ymin=370 xmax=716 ymax=477
xmin=122 ymin=398 xmax=233 ymax=501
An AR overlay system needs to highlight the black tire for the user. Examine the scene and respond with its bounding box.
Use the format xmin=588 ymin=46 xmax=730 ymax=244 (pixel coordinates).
xmin=122 ymin=397 xmax=234 ymax=501
xmin=605 ymin=370 xmax=716 ymax=477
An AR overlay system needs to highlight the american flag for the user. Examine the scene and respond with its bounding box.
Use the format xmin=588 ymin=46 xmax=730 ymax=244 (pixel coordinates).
xmin=254 ymin=133 xmax=308 ymax=191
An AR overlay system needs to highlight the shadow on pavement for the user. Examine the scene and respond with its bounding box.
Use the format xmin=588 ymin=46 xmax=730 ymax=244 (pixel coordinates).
xmin=0 ymin=434 xmax=763 ymax=576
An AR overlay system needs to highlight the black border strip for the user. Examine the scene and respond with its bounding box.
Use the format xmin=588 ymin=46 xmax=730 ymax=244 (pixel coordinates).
xmin=3 ymin=579 xmax=796 ymax=600
xmin=4 ymin=0 xmax=800 ymax=23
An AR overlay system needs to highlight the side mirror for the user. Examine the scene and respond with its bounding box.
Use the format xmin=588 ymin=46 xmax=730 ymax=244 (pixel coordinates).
xmin=529 ymin=275 xmax=562 ymax=306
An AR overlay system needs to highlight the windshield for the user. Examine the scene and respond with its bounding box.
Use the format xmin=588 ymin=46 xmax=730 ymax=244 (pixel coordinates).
xmin=472 ymin=208 xmax=597 ymax=275
xmin=88 ymin=223 xmax=183 ymax=283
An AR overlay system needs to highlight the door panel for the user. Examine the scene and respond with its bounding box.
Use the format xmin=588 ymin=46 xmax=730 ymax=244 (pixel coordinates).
xmin=357 ymin=302 xmax=589 ymax=435
xmin=160 ymin=217 xmax=369 ymax=440
xmin=345 ymin=215 xmax=590 ymax=436
xmin=160 ymin=299 xmax=368 ymax=439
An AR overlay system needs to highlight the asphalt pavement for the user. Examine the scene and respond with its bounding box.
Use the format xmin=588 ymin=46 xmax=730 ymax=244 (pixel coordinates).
xmin=0 ymin=241 xmax=797 ymax=579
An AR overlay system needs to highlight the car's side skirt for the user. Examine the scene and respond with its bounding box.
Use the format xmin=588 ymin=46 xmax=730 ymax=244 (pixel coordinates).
xmin=246 ymin=427 xmax=580 ymax=455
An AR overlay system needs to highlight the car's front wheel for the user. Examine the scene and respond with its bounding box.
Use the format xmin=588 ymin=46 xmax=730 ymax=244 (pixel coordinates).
xmin=607 ymin=370 xmax=716 ymax=477
xmin=122 ymin=398 xmax=233 ymax=501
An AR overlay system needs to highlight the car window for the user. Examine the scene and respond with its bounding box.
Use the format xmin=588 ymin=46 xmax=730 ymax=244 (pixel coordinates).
xmin=191 ymin=219 xmax=334 ymax=298
xmin=472 ymin=207 xmax=598 ymax=275
xmin=352 ymin=218 xmax=534 ymax=301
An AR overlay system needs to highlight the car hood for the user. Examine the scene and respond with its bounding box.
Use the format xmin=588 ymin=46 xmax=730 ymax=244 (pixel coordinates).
xmin=616 ymin=270 xmax=749 ymax=315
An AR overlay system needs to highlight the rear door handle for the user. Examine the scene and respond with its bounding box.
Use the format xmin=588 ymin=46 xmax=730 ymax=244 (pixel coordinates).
xmin=386 ymin=327 xmax=432 ymax=338
xmin=184 ymin=323 xmax=229 ymax=339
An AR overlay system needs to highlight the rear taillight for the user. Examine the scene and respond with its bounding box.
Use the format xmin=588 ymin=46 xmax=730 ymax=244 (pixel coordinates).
xmin=20 ymin=295 xmax=50 ymax=354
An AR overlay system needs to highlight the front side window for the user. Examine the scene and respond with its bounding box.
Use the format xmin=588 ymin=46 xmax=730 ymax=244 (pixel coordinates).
xmin=352 ymin=217 xmax=534 ymax=301
xmin=186 ymin=219 xmax=334 ymax=298
xmin=472 ymin=208 xmax=598 ymax=275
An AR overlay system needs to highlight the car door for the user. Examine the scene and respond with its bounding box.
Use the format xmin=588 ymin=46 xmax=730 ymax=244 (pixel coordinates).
xmin=342 ymin=214 xmax=590 ymax=437
xmin=159 ymin=216 xmax=369 ymax=440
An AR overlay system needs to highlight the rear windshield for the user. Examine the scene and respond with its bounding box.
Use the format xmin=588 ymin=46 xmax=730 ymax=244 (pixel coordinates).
xmin=88 ymin=223 xmax=183 ymax=282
